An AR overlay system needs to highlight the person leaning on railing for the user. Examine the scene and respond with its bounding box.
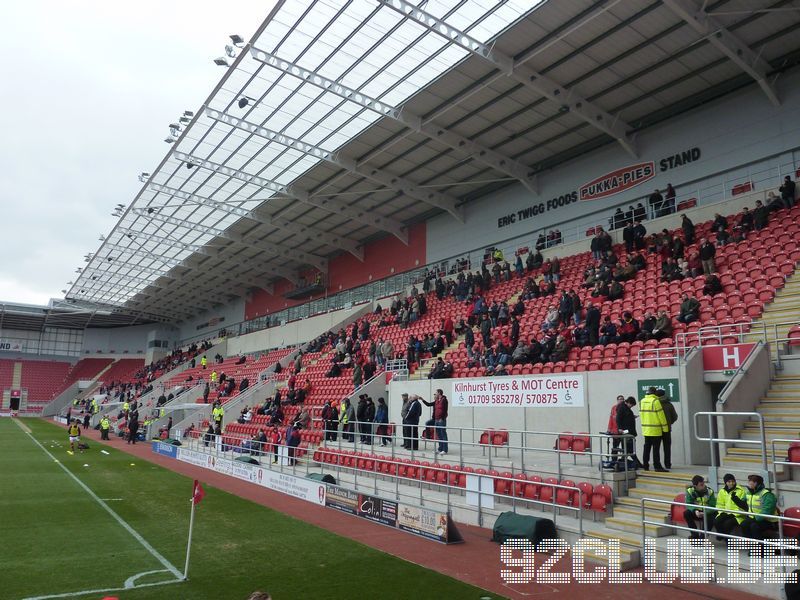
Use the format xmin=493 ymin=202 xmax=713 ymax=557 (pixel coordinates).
xmin=729 ymin=474 xmax=780 ymax=541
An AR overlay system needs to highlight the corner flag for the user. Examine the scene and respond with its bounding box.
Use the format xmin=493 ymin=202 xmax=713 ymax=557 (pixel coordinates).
xmin=192 ymin=480 xmax=205 ymax=505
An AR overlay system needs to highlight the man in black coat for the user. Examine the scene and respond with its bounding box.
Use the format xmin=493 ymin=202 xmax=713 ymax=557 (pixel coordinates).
xmin=403 ymin=395 xmax=422 ymax=450
xmin=616 ymin=397 xmax=642 ymax=468
xmin=632 ymin=221 xmax=647 ymax=250
xmin=681 ymin=214 xmax=695 ymax=245
xmin=584 ymin=302 xmax=601 ymax=346
xmin=780 ymin=175 xmax=796 ymax=208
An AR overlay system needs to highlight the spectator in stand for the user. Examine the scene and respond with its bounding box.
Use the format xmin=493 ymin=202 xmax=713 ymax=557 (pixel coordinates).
xmin=633 ymin=220 xmax=647 ymax=250
xmin=622 ymin=222 xmax=635 ymax=253
xmin=702 ymin=274 xmax=723 ymax=296
xmin=402 ymin=394 xmax=422 ymax=450
xmin=547 ymin=334 xmax=566 ymax=363
xmin=753 ymin=199 xmax=769 ymax=230
xmin=541 ymin=305 xmax=560 ymax=332
xmin=322 ymin=400 xmax=338 ymax=441
xmin=686 ymin=252 xmax=702 ymax=278
xmin=699 ymin=238 xmax=716 ymax=274
xmin=766 ymin=191 xmax=785 ymax=213
xmin=608 ymin=280 xmax=624 ymax=301
xmin=616 ymin=396 xmax=642 ymax=468
xmin=617 ymin=312 xmax=640 ymax=343
xmin=652 ymin=309 xmax=674 ymax=340
xmin=780 ymin=175 xmax=796 ymax=208
xmin=711 ymin=212 xmax=728 ymax=235
xmin=599 ymin=316 xmax=617 ymax=345
xmin=421 ymin=389 xmax=449 ymax=455
xmin=648 ymin=189 xmax=664 ymax=218
xmin=374 ymin=397 xmax=391 ymax=447
xmin=681 ymin=214 xmax=695 ymax=245
xmin=551 ymin=256 xmax=561 ymax=282
xmin=737 ymin=206 xmax=754 ymax=234
xmin=677 ymin=293 xmax=701 ymax=324
xmin=637 ymin=311 xmax=656 ymax=341
xmin=683 ymin=475 xmax=717 ymax=539
xmin=585 ymin=302 xmax=601 ymax=346
xmin=664 ymin=184 xmax=676 ymax=215
xmin=661 ymin=257 xmax=683 ymax=282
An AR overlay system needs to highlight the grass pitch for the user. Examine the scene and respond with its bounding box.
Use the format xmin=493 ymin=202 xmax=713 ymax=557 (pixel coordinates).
xmin=1 ymin=418 xmax=499 ymax=600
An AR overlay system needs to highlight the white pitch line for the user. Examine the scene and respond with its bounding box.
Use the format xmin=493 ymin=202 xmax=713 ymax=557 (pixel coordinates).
xmin=14 ymin=419 xmax=184 ymax=581
xmin=20 ymin=577 xmax=182 ymax=600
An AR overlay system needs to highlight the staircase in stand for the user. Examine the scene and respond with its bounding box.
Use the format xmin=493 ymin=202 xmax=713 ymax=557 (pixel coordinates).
xmin=745 ymin=271 xmax=800 ymax=344
xmin=722 ymin=375 xmax=800 ymax=478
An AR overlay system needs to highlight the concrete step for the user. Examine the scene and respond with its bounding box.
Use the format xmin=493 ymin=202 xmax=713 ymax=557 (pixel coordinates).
xmin=636 ymin=468 xmax=697 ymax=483
xmin=587 ymin=529 xmax=643 ymax=555
xmin=611 ymin=504 xmax=670 ymax=521
xmin=626 ymin=487 xmax=676 ymax=500
xmin=604 ymin=516 xmax=673 ymax=537
xmin=758 ymin=398 xmax=800 ymax=405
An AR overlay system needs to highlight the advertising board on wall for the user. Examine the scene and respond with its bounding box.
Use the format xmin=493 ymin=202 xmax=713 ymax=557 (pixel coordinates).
xmin=174 ymin=447 xmax=325 ymax=505
xmin=324 ymin=486 xmax=461 ymax=544
xmin=450 ymin=374 xmax=585 ymax=408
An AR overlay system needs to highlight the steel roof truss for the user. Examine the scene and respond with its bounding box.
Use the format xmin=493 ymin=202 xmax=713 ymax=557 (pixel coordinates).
xmin=661 ymin=0 xmax=780 ymax=106
xmin=173 ymin=151 xmax=404 ymax=249
xmin=377 ymin=0 xmax=637 ymax=157
xmin=250 ymin=47 xmax=538 ymax=194
xmin=205 ymin=108 xmax=465 ymax=222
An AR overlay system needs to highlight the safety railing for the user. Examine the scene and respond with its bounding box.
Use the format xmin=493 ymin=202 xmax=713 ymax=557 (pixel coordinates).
xmin=220 ymin=416 xmax=636 ymax=490
xmin=693 ymin=411 xmax=769 ymax=489
xmin=674 ymin=321 xmax=765 ymax=351
xmin=639 ymin=496 xmax=799 ymax=554
xmin=635 ymin=346 xmax=682 ymax=369
xmin=384 ymin=358 xmax=409 ymax=380
xmin=183 ymin=433 xmax=589 ymax=532
xmin=769 ymin=438 xmax=800 ymax=476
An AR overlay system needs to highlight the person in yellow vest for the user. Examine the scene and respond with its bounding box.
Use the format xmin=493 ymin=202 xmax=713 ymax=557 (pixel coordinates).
xmin=211 ymin=371 xmax=218 ymax=386
xmin=67 ymin=419 xmax=82 ymax=454
xmin=100 ymin=416 xmax=111 ymax=440
xmin=201 ymin=355 xmax=208 ymax=369
xmin=91 ymin=398 xmax=99 ymax=414
xmin=122 ymin=400 xmax=130 ymax=417
xmin=212 ymin=402 xmax=224 ymax=428
xmin=714 ymin=473 xmax=747 ymax=540
xmin=639 ymin=386 xmax=669 ymax=472
xmin=730 ymin=474 xmax=779 ymax=541
xmin=492 ymin=248 xmax=504 ymax=262
xmin=683 ymin=475 xmax=717 ymax=539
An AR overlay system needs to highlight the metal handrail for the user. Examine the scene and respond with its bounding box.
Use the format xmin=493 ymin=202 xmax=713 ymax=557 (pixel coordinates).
xmin=675 ymin=321 xmax=764 ymax=351
xmin=221 ymin=416 xmax=636 ymax=488
xmin=185 ymin=434 xmax=587 ymax=534
xmin=694 ymin=411 xmax=768 ymax=480
xmin=635 ymin=346 xmax=681 ymax=368
xmin=639 ymin=496 xmax=796 ymax=552
xmin=717 ymin=340 xmax=765 ymax=405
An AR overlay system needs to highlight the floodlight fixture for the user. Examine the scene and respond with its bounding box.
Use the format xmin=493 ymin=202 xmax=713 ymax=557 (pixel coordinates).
xmin=230 ymin=34 xmax=244 ymax=46
xmin=61 ymin=289 xmax=67 ymax=294
xmin=98 ymin=235 xmax=105 ymax=241
xmin=164 ymin=137 xmax=176 ymax=143
xmin=179 ymin=116 xmax=191 ymax=124
xmin=169 ymin=123 xmax=181 ymax=130
xmin=225 ymin=45 xmax=236 ymax=58
xmin=238 ymin=97 xmax=249 ymax=109
xmin=138 ymin=172 xmax=150 ymax=182
xmin=183 ymin=110 xmax=194 ymax=117
xmin=185 ymin=162 xmax=195 ymax=170
xmin=214 ymin=57 xmax=229 ymax=67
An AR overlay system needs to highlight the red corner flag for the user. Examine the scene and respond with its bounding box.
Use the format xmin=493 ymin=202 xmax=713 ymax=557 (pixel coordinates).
xmin=192 ymin=480 xmax=205 ymax=505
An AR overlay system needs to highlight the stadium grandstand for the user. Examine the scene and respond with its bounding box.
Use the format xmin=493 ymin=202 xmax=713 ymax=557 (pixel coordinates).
xmin=5 ymin=1 xmax=800 ymax=598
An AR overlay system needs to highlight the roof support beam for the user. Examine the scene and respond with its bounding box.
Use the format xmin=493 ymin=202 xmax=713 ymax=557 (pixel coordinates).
xmin=145 ymin=184 xmax=329 ymax=271
xmin=205 ymin=108 xmax=465 ymax=222
xmin=88 ymin=262 xmax=178 ymax=280
xmin=661 ymin=0 xmax=779 ymax=106
xmin=173 ymin=151 xmax=404 ymax=249
xmin=376 ymin=0 xmax=637 ymax=157
xmin=250 ymin=47 xmax=538 ymax=194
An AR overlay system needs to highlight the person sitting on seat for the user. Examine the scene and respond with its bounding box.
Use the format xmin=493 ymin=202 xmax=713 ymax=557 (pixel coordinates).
xmin=702 ymin=274 xmax=723 ymax=296
xmin=730 ymin=474 xmax=779 ymax=541
xmin=677 ymin=293 xmax=700 ymax=324
xmin=683 ymin=475 xmax=717 ymax=539
xmin=714 ymin=473 xmax=747 ymax=540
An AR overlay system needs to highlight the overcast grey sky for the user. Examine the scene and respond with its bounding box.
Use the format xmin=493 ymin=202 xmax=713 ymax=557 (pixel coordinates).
xmin=0 ymin=0 xmax=276 ymax=306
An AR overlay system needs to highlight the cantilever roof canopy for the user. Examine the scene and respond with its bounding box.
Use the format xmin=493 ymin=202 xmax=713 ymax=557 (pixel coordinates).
xmin=65 ymin=0 xmax=800 ymax=322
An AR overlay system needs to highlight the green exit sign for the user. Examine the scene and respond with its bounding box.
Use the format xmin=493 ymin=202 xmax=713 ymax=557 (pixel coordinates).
xmin=723 ymin=369 xmax=735 ymax=376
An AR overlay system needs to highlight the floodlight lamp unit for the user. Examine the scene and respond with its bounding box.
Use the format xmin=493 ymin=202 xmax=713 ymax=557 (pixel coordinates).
xmin=214 ymin=57 xmax=229 ymax=67
xmin=169 ymin=123 xmax=181 ymax=130
xmin=225 ymin=45 xmax=236 ymax=59
xmin=179 ymin=116 xmax=191 ymax=124
xmin=164 ymin=137 xmax=176 ymax=144
xmin=229 ymin=34 xmax=244 ymax=46
xmin=238 ymin=97 xmax=249 ymax=109
xmin=183 ymin=110 xmax=194 ymax=117
xmin=185 ymin=162 xmax=195 ymax=170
